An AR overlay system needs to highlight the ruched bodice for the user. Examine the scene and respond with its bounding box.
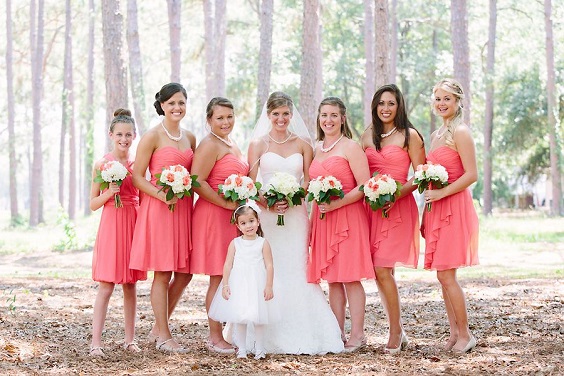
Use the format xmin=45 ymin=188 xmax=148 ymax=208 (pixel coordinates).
xmin=427 ymin=146 xmax=464 ymax=183
xmin=207 ymin=153 xmax=249 ymax=190
xmin=365 ymin=146 xmax=410 ymax=184
xmin=148 ymin=146 xmax=194 ymax=184
xmin=309 ymin=156 xmax=357 ymax=193
xmin=259 ymin=152 xmax=303 ymax=185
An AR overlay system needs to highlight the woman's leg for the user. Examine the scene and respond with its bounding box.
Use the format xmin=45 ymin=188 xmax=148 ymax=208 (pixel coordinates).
xmin=149 ymin=272 xmax=192 ymax=339
xmin=122 ymin=283 xmax=137 ymax=348
xmin=343 ymin=281 xmax=367 ymax=346
xmin=375 ymin=267 xmax=403 ymax=349
xmin=328 ymin=282 xmax=347 ymax=340
xmin=91 ymin=282 xmax=115 ymax=354
xmin=437 ymin=269 xmax=472 ymax=351
xmin=206 ymin=275 xmax=232 ymax=349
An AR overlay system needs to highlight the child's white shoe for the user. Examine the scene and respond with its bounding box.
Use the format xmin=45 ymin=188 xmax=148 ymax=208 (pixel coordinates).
xmin=254 ymin=351 xmax=266 ymax=360
xmin=237 ymin=349 xmax=247 ymax=359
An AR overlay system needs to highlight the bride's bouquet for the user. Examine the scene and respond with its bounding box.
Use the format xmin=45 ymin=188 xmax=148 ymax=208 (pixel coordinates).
xmin=307 ymin=176 xmax=344 ymax=219
xmin=413 ymin=163 xmax=449 ymax=211
xmin=219 ymin=174 xmax=262 ymax=221
xmin=360 ymin=172 xmax=402 ymax=218
xmin=155 ymin=164 xmax=200 ymax=212
xmin=94 ymin=160 xmax=129 ymax=208
xmin=263 ymin=172 xmax=306 ymax=226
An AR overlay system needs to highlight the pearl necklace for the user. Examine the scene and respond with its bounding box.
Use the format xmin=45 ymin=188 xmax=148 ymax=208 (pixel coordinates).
xmin=210 ymin=130 xmax=234 ymax=147
xmin=320 ymin=134 xmax=344 ymax=153
xmin=268 ymin=132 xmax=292 ymax=144
xmin=161 ymin=121 xmax=183 ymax=142
xmin=381 ymin=127 xmax=397 ymax=138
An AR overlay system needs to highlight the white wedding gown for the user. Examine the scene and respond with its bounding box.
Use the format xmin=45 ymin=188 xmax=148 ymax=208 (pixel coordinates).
xmin=242 ymin=152 xmax=344 ymax=354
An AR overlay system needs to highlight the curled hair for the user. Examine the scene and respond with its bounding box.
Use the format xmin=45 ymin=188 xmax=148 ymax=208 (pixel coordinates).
xmin=370 ymin=84 xmax=423 ymax=151
xmin=154 ymin=83 xmax=187 ymax=116
xmin=233 ymin=205 xmax=263 ymax=237
xmin=316 ymin=96 xmax=353 ymax=141
xmin=266 ymin=91 xmax=294 ymax=115
xmin=206 ymin=97 xmax=234 ymax=119
xmin=432 ymin=78 xmax=465 ymax=146
xmin=109 ymin=108 xmax=135 ymax=133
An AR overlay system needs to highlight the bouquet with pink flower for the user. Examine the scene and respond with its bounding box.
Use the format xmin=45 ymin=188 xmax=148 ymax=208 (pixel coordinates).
xmin=94 ymin=160 xmax=129 ymax=208
xmin=263 ymin=172 xmax=306 ymax=226
xmin=360 ymin=172 xmax=402 ymax=218
xmin=218 ymin=174 xmax=262 ymax=221
xmin=413 ymin=163 xmax=449 ymax=211
xmin=306 ymin=176 xmax=345 ymax=219
xmin=155 ymin=164 xmax=200 ymax=212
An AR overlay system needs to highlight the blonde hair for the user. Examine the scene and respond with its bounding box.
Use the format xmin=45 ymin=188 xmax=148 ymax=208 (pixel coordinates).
xmin=432 ymin=78 xmax=465 ymax=146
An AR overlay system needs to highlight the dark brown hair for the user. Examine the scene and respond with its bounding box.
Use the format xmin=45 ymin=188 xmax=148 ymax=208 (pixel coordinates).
xmin=316 ymin=97 xmax=353 ymax=141
xmin=154 ymin=83 xmax=187 ymax=116
xmin=109 ymin=108 xmax=135 ymax=133
xmin=233 ymin=205 xmax=263 ymax=237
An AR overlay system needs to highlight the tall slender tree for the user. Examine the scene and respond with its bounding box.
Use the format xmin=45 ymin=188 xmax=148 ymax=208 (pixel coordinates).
xmin=255 ymin=0 xmax=273 ymax=120
xmin=203 ymin=0 xmax=215 ymax=101
xmin=215 ymin=0 xmax=226 ymax=96
xmin=127 ymin=0 xmax=147 ymax=134
xmin=451 ymin=0 xmax=471 ymax=125
xmin=63 ymin=0 xmax=76 ymax=219
xmin=101 ymin=0 xmax=128 ymax=152
xmin=30 ymin=0 xmax=45 ymax=226
xmin=363 ymin=0 xmax=375 ymax=127
xmin=544 ymin=0 xmax=562 ymax=215
xmin=482 ymin=0 xmax=497 ymax=216
xmin=168 ymin=0 xmax=181 ymax=83
xmin=389 ymin=0 xmax=398 ymax=84
xmin=6 ymin=0 xmax=19 ymax=225
xmin=299 ymin=0 xmax=321 ymax=135
xmin=374 ymin=0 xmax=390 ymax=88
xmin=83 ymin=0 xmax=96 ymax=216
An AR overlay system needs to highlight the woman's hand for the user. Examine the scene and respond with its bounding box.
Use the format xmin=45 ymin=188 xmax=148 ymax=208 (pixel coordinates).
xmin=318 ymin=199 xmax=342 ymax=214
xmin=274 ymin=199 xmax=289 ymax=214
xmin=382 ymin=200 xmax=395 ymax=216
xmin=424 ymin=188 xmax=446 ymax=204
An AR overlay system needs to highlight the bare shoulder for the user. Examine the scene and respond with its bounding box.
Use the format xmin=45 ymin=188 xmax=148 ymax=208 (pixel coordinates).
xmin=408 ymin=128 xmax=424 ymax=143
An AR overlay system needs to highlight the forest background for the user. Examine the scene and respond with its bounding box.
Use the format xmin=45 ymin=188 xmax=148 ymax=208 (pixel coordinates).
xmin=0 ymin=0 xmax=563 ymax=226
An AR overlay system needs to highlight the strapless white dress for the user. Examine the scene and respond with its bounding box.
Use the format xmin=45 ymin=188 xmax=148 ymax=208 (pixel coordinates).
xmin=242 ymin=152 xmax=344 ymax=354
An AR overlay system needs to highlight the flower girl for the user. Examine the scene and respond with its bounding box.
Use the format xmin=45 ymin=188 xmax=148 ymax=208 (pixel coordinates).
xmin=208 ymin=202 xmax=279 ymax=359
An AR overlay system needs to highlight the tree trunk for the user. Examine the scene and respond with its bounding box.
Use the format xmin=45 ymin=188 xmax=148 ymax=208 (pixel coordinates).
xmin=168 ymin=0 xmax=181 ymax=83
xmin=544 ymin=0 xmax=562 ymax=215
xmin=430 ymin=28 xmax=438 ymax=135
xmin=214 ymin=0 xmax=226 ymax=96
xmin=389 ymin=0 xmax=398 ymax=84
xmin=203 ymin=0 xmax=215 ymax=101
xmin=299 ymin=0 xmax=321 ymax=136
xmin=363 ymin=0 xmax=375 ymax=127
xmin=482 ymin=0 xmax=497 ymax=216
xmin=83 ymin=0 xmax=95 ymax=216
xmin=450 ymin=0 xmax=471 ymax=125
xmin=30 ymin=0 xmax=45 ymax=226
xmin=374 ymin=0 xmax=390 ymax=88
xmin=127 ymin=0 xmax=147 ymax=134
xmin=255 ymin=0 xmax=273 ymax=120
xmin=6 ymin=0 xmax=19 ymax=224
xmin=101 ymin=0 xmax=128 ymax=152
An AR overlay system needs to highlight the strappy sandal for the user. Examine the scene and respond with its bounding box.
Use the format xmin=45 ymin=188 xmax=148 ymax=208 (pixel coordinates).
xmin=89 ymin=346 xmax=105 ymax=357
xmin=156 ymin=338 xmax=189 ymax=354
xmin=123 ymin=342 xmax=141 ymax=353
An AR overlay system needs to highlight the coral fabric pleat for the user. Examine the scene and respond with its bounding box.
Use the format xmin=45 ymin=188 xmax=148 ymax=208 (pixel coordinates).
xmin=130 ymin=147 xmax=194 ymax=272
xmin=307 ymin=156 xmax=375 ymax=283
xmin=365 ymin=146 xmax=419 ymax=268
xmin=92 ymin=153 xmax=147 ymax=284
xmin=190 ymin=154 xmax=249 ymax=276
xmin=423 ymin=146 xmax=479 ymax=270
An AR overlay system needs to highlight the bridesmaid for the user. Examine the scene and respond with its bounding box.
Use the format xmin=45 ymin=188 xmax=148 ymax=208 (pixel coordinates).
xmin=190 ymin=97 xmax=248 ymax=354
xmin=89 ymin=109 xmax=146 ymax=356
xmin=422 ymin=78 xmax=479 ymax=353
xmin=130 ymin=83 xmax=196 ymax=353
xmin=307 ymin=97 xmax=375 ymax=353
xmin=360 ymin=84 xmax=425 ymax=354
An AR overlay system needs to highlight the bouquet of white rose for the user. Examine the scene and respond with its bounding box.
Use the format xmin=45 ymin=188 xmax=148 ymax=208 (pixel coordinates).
xmin=155 ymin=164 xmax=200 ymax=212
xmin=263 ymin=172 xmax=306 ymax=226
xmin=94 ymin=160 xmax=129 ymax=208
xmin=413 ymin=163 xmax=449 ymax=211
xmin=360 ymin=172 xmax=402 ymax=218
xmin=306 ymin=176 xmax=345 ymax=219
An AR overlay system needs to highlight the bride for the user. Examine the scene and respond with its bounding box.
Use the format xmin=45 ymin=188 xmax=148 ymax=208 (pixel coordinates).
xmin=243 ymin=91 xmax=344 ymax=354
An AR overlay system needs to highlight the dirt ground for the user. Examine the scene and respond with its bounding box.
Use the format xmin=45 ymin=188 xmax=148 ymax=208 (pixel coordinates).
xmin=0 ymin=249 xmax=562 ymax=376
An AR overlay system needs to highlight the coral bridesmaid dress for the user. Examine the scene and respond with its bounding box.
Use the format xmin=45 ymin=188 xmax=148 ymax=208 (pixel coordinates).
xmin=365 ymin=146 xmax=419 ymax=268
